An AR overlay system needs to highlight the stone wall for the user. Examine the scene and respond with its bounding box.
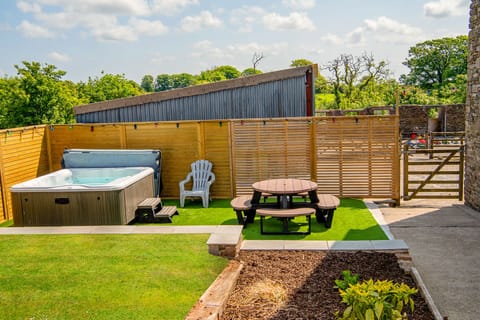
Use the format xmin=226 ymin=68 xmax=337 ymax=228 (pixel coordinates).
xmin=317 ymin=104 xmax=466 ymax=137
xmin=399 ymin=104 xmax=465 ymax=136
xmin=465 ymin=0 xmax=480 ymax=211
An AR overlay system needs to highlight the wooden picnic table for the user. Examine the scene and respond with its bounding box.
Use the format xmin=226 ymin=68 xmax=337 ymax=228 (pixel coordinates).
xmin=230 ymin=178 xmax=339 ymax=231
xmin=251 ymin=178 xmax=319 ymax=208
xmin=248 ymin=178 xmax=319 ymax=234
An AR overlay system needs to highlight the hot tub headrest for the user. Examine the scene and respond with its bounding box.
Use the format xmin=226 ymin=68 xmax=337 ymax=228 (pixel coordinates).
xmin=62 ymin=149 xmax=162 ymax=195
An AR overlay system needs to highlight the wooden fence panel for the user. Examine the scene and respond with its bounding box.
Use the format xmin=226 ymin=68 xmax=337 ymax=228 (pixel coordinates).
xmin=124 ymin=122 xmax=199 ymax=197
xmin=0 ymin=116 xmax=400 ymax=222
xmin=232 ymin=119 xmax=312 ymax=195
xmin=0 ymin=126 xmax=50 ymax=222
xmin=203 ymin=121 xmax=232 ymax=198
xmin=315 ymin=116 xmax=399 ymax=199
xmin=47 ymin=122 xmax=232 ymax=199
xmin=48 ymin=124 xmax=125 ymax=170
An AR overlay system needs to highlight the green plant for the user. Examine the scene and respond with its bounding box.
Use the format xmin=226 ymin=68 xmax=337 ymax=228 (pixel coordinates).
xmin=336 ymin=279 xmax=418 ymax=320
xmin=427 ymin=107 xmax=438 ymax=118
xmin=334 ymin=270 xmax=360 ymax=290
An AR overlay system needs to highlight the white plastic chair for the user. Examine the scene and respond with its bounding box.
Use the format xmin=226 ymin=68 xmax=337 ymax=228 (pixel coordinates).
xmin=179 ymin=160 xmax=215 ymax=208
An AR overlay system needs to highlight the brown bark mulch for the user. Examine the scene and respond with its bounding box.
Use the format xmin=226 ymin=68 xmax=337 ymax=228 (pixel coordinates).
xmin=221 ymin=251 xmax=434 ymax=320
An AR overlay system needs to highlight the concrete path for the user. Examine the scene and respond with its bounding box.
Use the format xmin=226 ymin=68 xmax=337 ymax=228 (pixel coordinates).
xmin=379 ymin=199 xmax=480 ymax=320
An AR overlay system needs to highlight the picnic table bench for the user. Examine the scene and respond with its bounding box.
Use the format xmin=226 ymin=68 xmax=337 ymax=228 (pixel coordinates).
xmin=231 ymin=195 xmax=255 ymax=226
xmin=256 ymin=207 xmax=315 ymax=235
xmin=314 ymin=194 xmax=340 ymax=228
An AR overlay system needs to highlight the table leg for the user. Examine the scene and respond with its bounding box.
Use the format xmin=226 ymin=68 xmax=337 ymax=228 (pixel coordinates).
xmin=308 ymin=190 xmax=319 ymax=203
xmin=280 ymin=195 xmax=288 ymax=209
xmin=251 ymin=191 xmax=262 ymax=204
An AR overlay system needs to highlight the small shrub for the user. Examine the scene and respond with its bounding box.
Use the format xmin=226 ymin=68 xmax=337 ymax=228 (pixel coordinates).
xmin=336 ymin=279 xmax=418 ymax=320
xmin=334 ymin=270 xmax=360 ymax=291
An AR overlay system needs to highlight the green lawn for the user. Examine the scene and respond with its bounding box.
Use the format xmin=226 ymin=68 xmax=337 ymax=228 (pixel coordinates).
xmin=0 ymin=234 xmax=228 ymax=320
xmin=162 ymin=198 xmax=388 ymax=240
xmin=0 ymin=198 xmax=387 ymax=318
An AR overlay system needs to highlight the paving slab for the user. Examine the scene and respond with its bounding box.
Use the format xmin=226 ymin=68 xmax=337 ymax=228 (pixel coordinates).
xmin=327 ymin=240 xmax=375 ymax=250
xmin=283 ymin=240 xmax=329 ymax=250
xmin=379 ymin=199 xmax=480 ymax=320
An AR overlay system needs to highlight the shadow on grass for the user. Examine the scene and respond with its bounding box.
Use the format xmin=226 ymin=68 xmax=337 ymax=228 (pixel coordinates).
xmin=161 ymin=198 xmax=388 ymax=241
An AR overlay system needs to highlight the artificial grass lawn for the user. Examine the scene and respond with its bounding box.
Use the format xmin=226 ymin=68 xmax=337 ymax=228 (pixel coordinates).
xmin=162 ymin=198 xmax=388 ymax=240
xmin=0 ymin=234 xmax=228 ymax=320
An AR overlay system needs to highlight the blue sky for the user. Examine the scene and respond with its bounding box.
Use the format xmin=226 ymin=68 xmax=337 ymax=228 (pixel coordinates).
xmin=0 ymin=0 xmax=469 ymax=83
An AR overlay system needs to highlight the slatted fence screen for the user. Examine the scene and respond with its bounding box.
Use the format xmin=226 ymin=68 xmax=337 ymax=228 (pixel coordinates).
xmin=0 ymin=126 xmax=50 ymax=221
xmin=314 ymin=116 xmax=400 ymax=199
xmin=231 ymin=119 xmax=312 ymax=195
xmin=232 ymin=117 xmax=399 ymax=200
xmin=0 ymin=116 xmax=399 ymax=223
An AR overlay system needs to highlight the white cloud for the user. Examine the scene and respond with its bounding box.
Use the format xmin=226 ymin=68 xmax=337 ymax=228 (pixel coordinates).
xmin=17 ymin=1 xmax=42 ymax=14
xmin=320 ymin=33 xmax=343 ymax=45
xmin=151 ymin=0 xmax=199 ymax=15
xmin=363 ymin=16 xmax=423 ymax=43
xmin=192 ymin=40 xmax=233 ymax=59
xmin=322 ymin=16 xmax=424 ymax=47
xmin=192 ymin=40 xmax=288 ymax=62
xmin=130 ymin=18 xmax=168 ymax=36
xmin=17 ymin=20 xmax=54 ymax=38
xmin=262 ymin=12 xmax=315 ymax=31
xmin=345 ymin=27 xmax=365 ymax=46
xmin=282 ymin=0 xmax=316 ymax=10
xmin=14 ymin=1 xmax=172 ymax=41
xmin=230 ymin=6 xmax=266 ymax=32
xmin=31 ymin=0 xmax=151 ymax=15
xmin=48 ymin=51 xmax=71 ymax=63
xmin=180 ymin=11 xmax=222 ymax=32
xmin=424 ymin=0 xmax=468 ymax=18
xmin=91 ymin=22 xmax=137 ymax=41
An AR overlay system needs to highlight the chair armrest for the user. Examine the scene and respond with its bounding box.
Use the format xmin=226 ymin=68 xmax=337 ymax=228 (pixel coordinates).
xmin=207 ymin=172 xmax=216 ymax=186
xmin=179 ymin=173 xmax=193 ymax=191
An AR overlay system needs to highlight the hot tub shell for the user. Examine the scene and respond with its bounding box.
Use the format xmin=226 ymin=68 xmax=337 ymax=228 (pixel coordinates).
xmin=11 ymin=167 xmax=154 ymax=226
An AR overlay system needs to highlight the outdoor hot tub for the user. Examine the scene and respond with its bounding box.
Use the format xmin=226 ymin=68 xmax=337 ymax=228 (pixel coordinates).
xmin=11 ymin=167 xmax=155 ymax=226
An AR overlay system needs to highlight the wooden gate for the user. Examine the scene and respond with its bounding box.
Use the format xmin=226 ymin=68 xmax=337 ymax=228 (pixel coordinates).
xmin=403 ymin=143 xmax=464 ymax=200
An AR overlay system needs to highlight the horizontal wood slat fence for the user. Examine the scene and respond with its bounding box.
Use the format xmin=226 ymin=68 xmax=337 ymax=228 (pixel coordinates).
xmin=0 ymin=116 xmax=400 ymax=223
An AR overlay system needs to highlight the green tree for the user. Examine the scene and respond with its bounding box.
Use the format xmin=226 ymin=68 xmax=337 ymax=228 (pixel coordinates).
xmin=77 ymin=73 xmax=143 ymax=103
xmin=290 ymin=59 xmax=313 ymax=67
xmin=197 ymin=65 xmax=241 ymax=83
xmin=154 ymin=73 xmax=195 ymax=91
xmin=170 ymin=73 xmax=196 ymax=88
xmin=400 ymin=35 xmax=467 ymax=89
xmin=315 ymin=73 xmax=330 ymax=94
xmin=323 ymin=53 xmax=390 ymax=109
xmin=2 ymin=61 xmax=78 ymax=127
xmin=0 ymin=76 xmax=26 ymax=128
xmin=155 ymin=74 xmax=172 ymax=91
xmin=140 ymin=75 xmax=154 ymax=92
xmin=213 ymin=66 xmax=241 ymax=79
xmin=241 ymin=68 xmax=262 ymax=76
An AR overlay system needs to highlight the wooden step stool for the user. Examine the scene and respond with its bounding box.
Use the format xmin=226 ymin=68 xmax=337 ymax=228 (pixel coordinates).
xmin=136 ymin=198 xmax=178 ymax=223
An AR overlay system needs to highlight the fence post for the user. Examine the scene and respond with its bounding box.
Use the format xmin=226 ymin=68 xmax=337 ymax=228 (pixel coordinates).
xmin=403 ymin=144 xmax=409 ymax=200
xmin=459 ymin=145 xmax=464 ymax=201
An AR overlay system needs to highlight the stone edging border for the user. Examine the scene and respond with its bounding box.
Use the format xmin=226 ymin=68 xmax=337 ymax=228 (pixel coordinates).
xmin=410 ymin=267 xmax=444 ymax=320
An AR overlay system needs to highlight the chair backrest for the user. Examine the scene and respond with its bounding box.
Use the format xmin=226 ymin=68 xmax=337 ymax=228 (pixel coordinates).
xmin=191 ymin=160 xmax=213 ymax=191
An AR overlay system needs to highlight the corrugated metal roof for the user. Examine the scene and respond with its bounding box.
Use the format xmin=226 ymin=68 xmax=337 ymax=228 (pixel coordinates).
xmin=74 ymin=65 xmax=316 ymax=123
